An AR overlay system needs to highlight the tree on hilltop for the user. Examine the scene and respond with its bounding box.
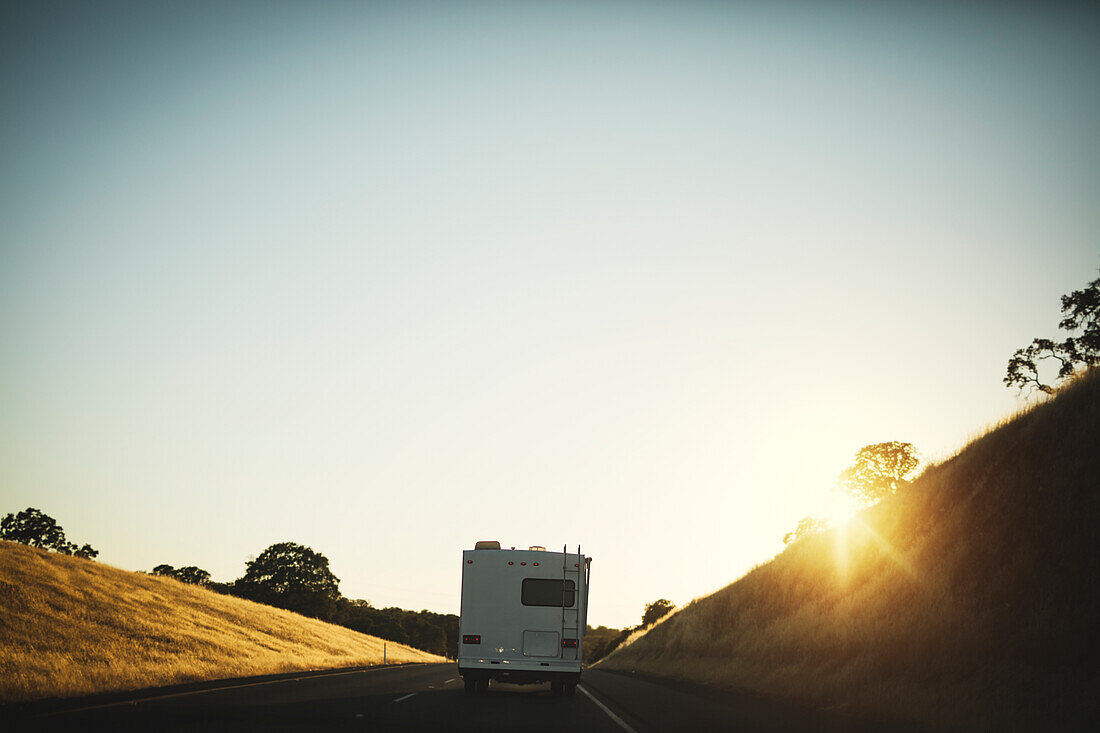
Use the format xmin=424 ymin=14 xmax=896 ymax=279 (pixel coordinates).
xmin=233 ymin=542 xmax=341 ymax=620
xmin=1 ymin=508 xmax=65 ymax=549
xmin=175 ymin=566 xmax=212 ymax=585
xmin=839 ymin=442 xmax=920 ymax=504
xmin=152 ymin=564 xmax=211 ymax=585
xmin=0 ymin=507 xmax=99 ymax=559
xmin=783 ymin=514 xmax=829 ymax=545
xmin=1005 ymin=272 xmax=1100 ymax=395
xmin=642 ymin=598 xmax=675 ymax=626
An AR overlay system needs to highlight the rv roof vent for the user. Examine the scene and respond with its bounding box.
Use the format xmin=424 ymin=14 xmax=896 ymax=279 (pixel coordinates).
xmin=474 ymin=540 xmax=501 ymax=550
xmin=529 ymin=545 xmax=546 ymax=551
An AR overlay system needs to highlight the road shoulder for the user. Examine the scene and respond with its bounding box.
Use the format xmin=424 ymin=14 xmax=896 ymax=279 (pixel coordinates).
xmin=1 ymin=662 xmax=444 ymax=721
xmin=581 ymin=668 xmax=930 ymax=733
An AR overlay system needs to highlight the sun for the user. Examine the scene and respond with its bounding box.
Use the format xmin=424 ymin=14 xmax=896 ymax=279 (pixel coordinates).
xmin=823 ymin=493 xmax=866 ymax=528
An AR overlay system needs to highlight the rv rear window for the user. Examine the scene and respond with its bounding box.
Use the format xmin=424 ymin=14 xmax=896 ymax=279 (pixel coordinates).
xmin=521 ymin=578 xmax=575 ymax=607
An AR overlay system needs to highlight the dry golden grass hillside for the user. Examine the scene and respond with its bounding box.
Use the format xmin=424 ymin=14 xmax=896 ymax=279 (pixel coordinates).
xmin=0 ymin=542 xmax=443 ymax=702
xmin=599 ymin=370 xmax=1100 ymax=731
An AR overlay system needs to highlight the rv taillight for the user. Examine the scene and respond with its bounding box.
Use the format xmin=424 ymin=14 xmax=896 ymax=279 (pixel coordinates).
xmin=466 ymin=560 xmax=473 ymax=564
xmin=533 ymin=562 xmax=539 ymax=566
xmin=508 ymin=561 xmax=513 ymax=565
xmin=562 ymin=638 xmax=578 ymax=648
xmin=463 ymin=635 xmax=481 ymax=645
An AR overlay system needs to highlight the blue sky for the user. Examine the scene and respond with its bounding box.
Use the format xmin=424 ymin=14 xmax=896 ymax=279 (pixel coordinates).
xmin=2 ymin=1 xmax=1098 ymax=627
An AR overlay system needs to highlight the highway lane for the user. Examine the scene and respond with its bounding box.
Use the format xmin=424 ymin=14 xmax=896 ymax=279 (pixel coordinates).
xmin=15 ymin=663 xmax=629 ymax=733
xmin=12 ymin=663 xmax=914 ymax=732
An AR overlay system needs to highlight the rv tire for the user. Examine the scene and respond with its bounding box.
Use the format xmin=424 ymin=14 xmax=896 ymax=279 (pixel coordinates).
xmin=564 ymin=681 xmax=576 ymax=697
xmin=550 ymin=680 xmax=563 ymax=697
xmin=464 ymin=677 xmax=477 ymax=695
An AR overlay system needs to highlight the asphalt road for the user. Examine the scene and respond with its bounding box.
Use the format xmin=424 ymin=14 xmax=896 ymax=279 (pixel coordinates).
xmin=9 ymin=663 xmax=906 ymax=733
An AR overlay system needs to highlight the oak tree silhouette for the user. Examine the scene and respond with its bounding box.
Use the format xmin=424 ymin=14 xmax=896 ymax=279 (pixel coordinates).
xmin=1005 ymin=272 xmax=1100 ymax=395
xmin=839 ymin=442 xmax=919 ymax=504
xmin=152 ymin=564 xmax=211 ymax=585
xmin=175 ymin=566 xmax=212 ymax=585
xmin=234 ymin=542 xmax=341 ymax=620
xmin=642 ymin=598 xmax=675 ymax=626
xmin=783 ymin=514 xmax=829 ymax=545
xmin=0 ymin=507 xmax=99 ymax=558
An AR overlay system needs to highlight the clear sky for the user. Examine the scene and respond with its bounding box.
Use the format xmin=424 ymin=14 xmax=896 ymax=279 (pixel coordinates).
xmin=2 ymin=1 xmax=1097 ymax=629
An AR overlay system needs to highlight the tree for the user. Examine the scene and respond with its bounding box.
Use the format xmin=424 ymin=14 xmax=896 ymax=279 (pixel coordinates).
xmin=233 ymin=542 xmax=341 ymax=620
xmin=601 ymin=627 xmax=633 ymax=658
xmin=73 ymin=544 xmax=99 ymax=559
xmin=332 ymin=599 xmax=459 ymax=658
xmin=0 ymin=507 xmax=98 ymax=558
xmin=1 ymin=508 xmax=67 ymax=549
xmin=642 ymin=599 xmax=675 ymax=626
xmin=152 ymin=564 xmax=210 ymax=585
xmin=839 ymin=442 xmax=919 ymax=504
xmin=583 ymin=625 xmax=628 ymax=664
xmin=1005 ymin=273 xmax=1100 ymax=395
xmin=175 ymin=566 xmax=211 ymax=585
xmin=783 ymin=514 xmax=829 ymax=545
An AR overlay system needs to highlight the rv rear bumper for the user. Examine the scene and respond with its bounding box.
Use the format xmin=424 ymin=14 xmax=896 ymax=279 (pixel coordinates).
xmin=458 ymin=659 xmax=581 ymax=685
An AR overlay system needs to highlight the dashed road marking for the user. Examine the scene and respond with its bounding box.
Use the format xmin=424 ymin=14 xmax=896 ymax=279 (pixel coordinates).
xmin=392 ymin=693 xmax=417 ymax=703
xmin=443 ymin=678 xmax=456 ymax=684
xmin=578 ymin=685 xmax=639 ymax=733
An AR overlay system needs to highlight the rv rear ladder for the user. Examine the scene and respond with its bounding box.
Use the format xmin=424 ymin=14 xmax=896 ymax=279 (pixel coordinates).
xmin=562 ymin=544 xmax=581 ymax=661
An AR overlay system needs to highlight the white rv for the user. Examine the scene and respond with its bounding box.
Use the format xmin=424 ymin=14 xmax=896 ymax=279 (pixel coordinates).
xmin=458 ymin=540 xmax=591 ymax=696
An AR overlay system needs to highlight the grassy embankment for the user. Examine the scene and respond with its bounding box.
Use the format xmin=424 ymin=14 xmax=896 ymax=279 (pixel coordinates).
xmin=0 ymin=543 xmax=443 ymax=702
xmin=599 ymin=370 xmax=1099 ymax=731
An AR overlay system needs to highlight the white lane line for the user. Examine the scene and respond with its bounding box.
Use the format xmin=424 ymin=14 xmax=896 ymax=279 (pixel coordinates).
xmin=392 ymin=693 xmax=417 ymax=703
xmin=443 ymin=678 xmax=456 ymax=684
xmin=578 ymin=685 xmax=640 ymax=733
